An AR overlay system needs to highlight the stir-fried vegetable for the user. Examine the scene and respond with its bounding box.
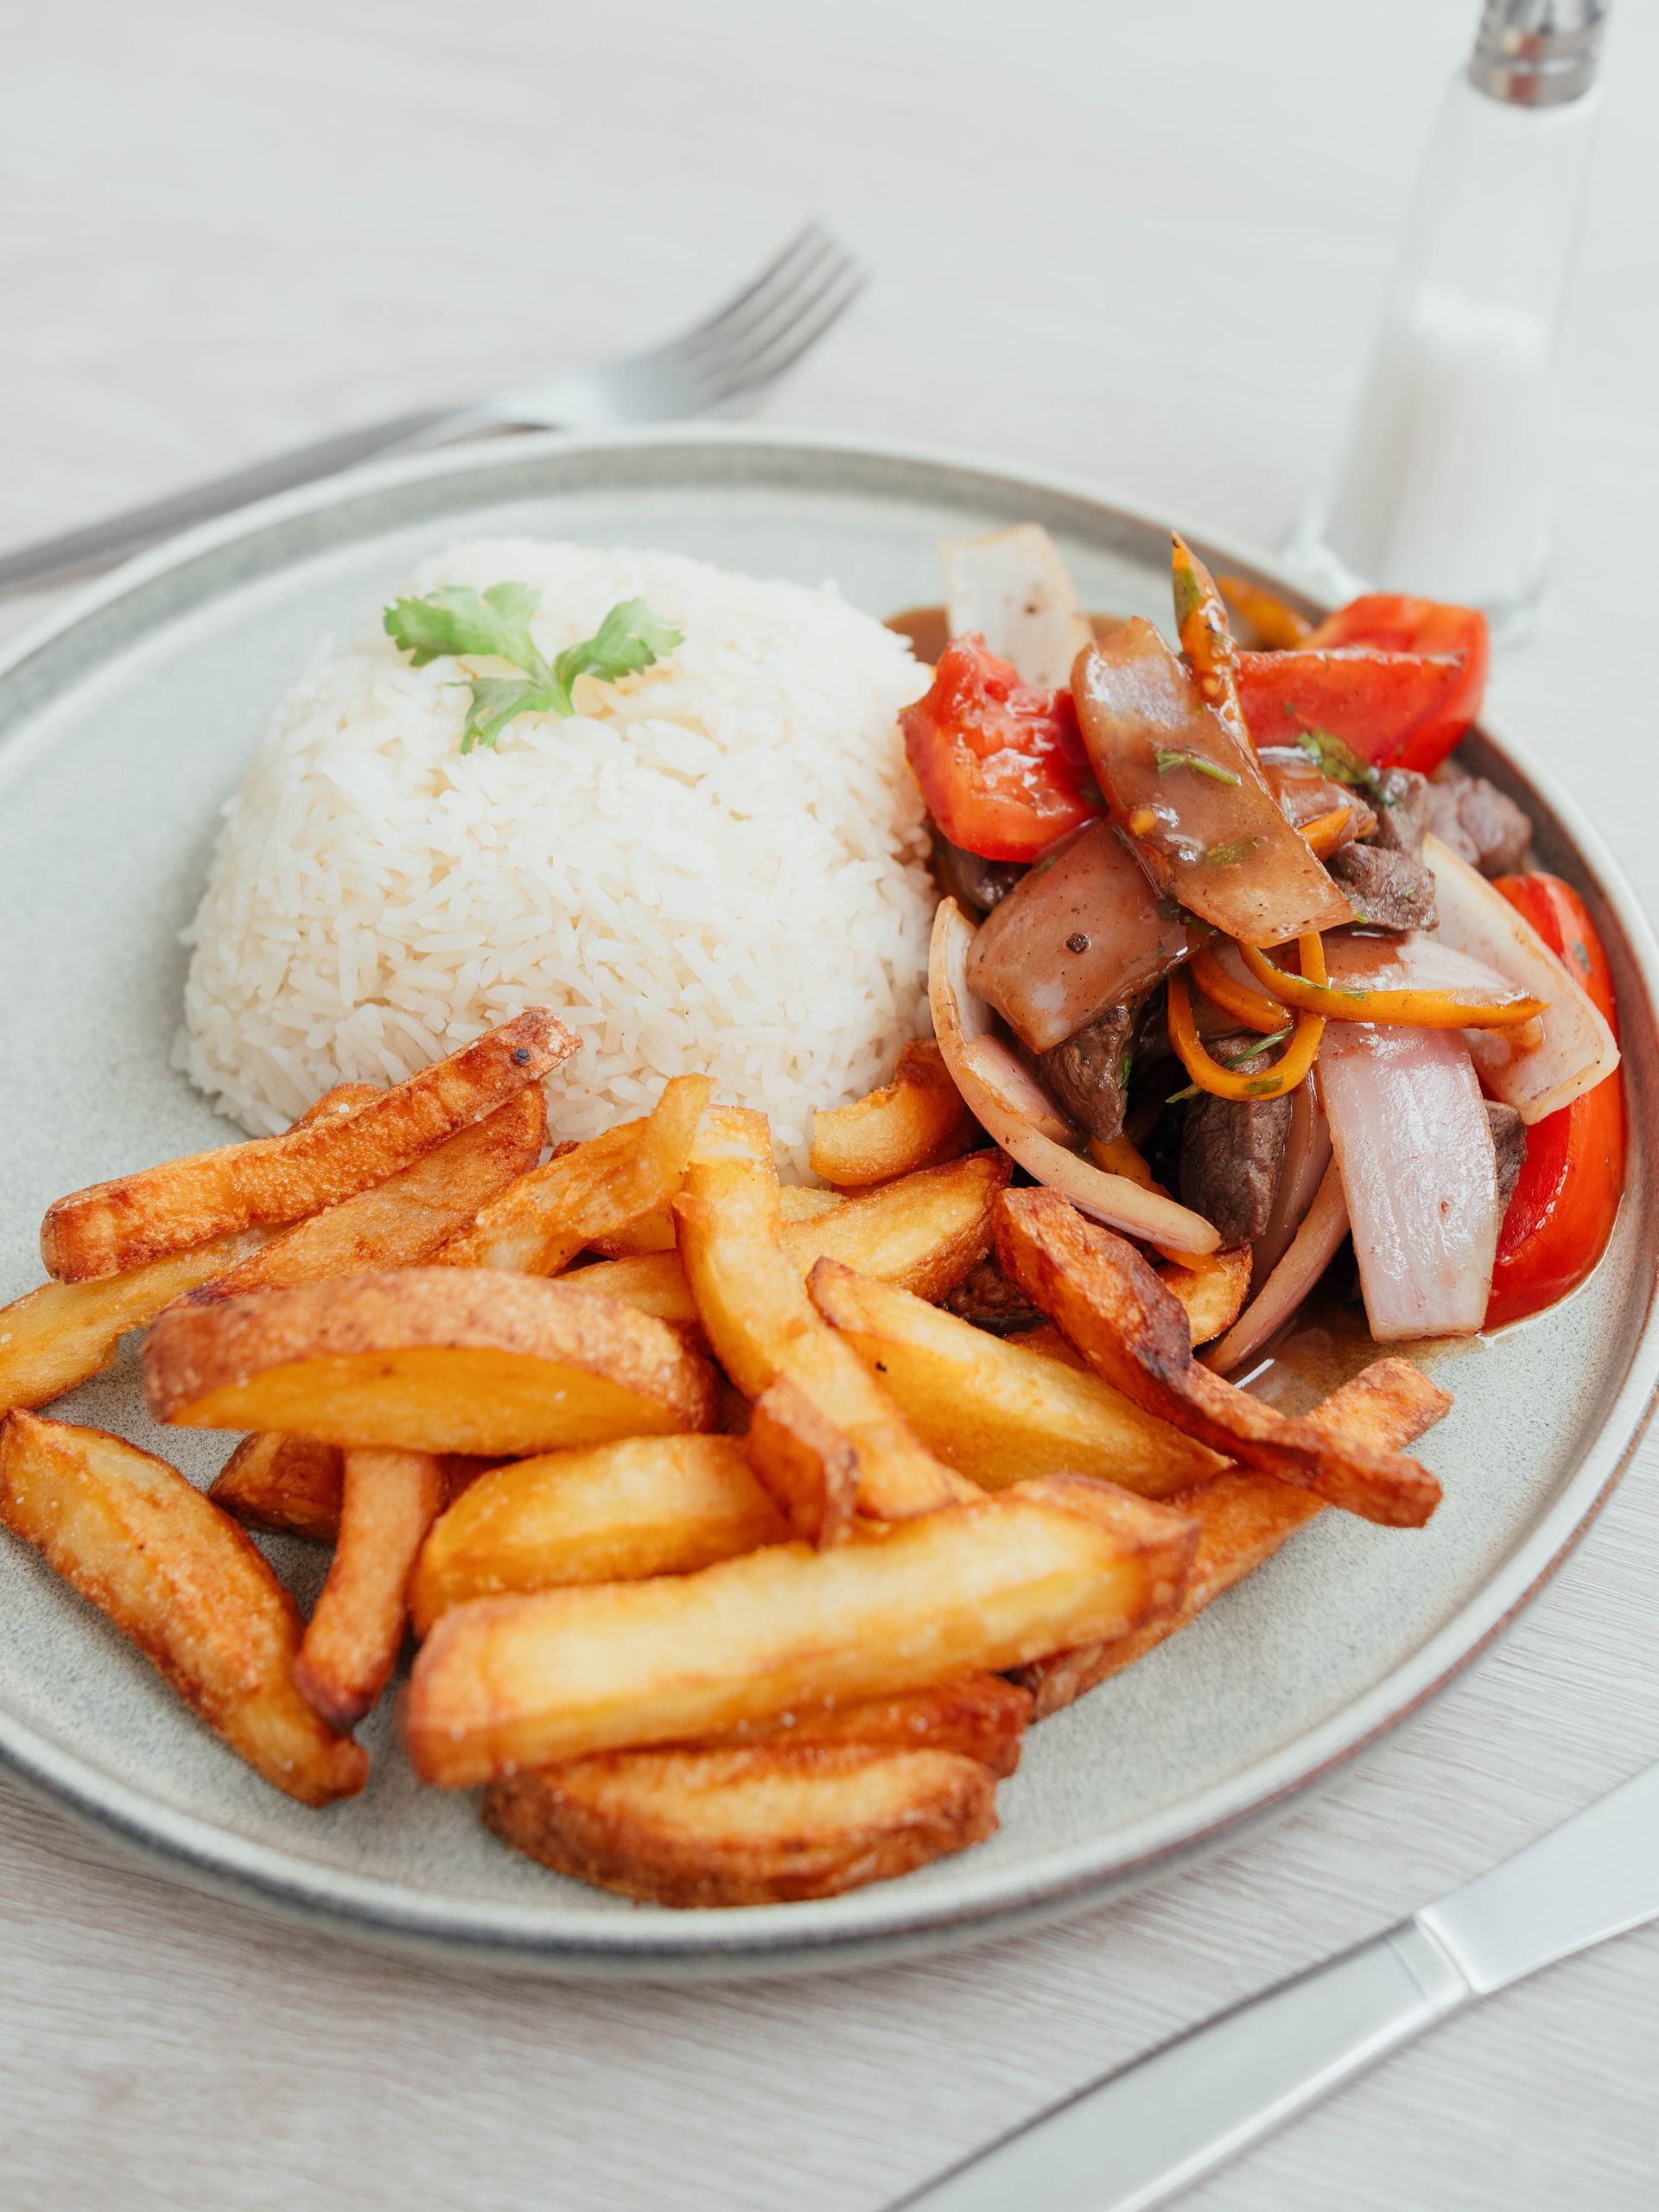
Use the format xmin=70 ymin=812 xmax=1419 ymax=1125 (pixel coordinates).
xmin=1191 ymin=941 xmax=1296 ymax=1034
xmin=1166 ymin=940 xmax=1325 ymax=1104
xmin=1205 ymin=1158 xmax=1349 ymax=1377
xmin=940 ymin=525 xmax=1093 ymax=689
xmin=1216 ymin=574 xmax=1313 ymax=651
xmin=1236 ymin=647 xmax=1471 ymax=770
xmin=1073 ymin=622 xmax=1354 ymax=945
xmin=901 ymin=639 xmax=1097 ymax=862
xmin=1319 ymin=1024 xmax=1500 ymax=1341
xmin=1485 ymin=874 xmax=1624 ymax=1328
xmin=1303 ymin=594 xmax=1490 ymax=774
xmin=1239 ymin=935 xmax=1546 ymax=1031
xmin=1171 ymin=536 xmax=1249 ymax=748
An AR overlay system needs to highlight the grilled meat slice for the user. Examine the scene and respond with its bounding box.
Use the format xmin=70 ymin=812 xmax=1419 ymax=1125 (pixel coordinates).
xmin=1036 ymin=1004 xmax=1135 ymax=1144
xmin=1325 ymin=843 xmax=1439 ymax=932
xmin=1487 ymin=1099 xmax=1529 ymax=1214
xmin=1178 ymin=1033 xmax=1293 ymax=1245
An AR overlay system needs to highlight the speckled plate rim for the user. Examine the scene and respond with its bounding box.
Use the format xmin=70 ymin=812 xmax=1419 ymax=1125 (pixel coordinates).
xmin=0 ymin=422 xmax=1655 ymax=1979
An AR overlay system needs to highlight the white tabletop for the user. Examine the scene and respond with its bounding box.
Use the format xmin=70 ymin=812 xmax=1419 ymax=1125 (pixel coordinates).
xmin=2 ymin=3 xmax=1656 ymax=2206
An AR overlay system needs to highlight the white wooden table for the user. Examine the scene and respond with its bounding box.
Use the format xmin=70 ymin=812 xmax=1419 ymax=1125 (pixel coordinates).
xmin=2 ymin=4 xmax=1656 ymax=2206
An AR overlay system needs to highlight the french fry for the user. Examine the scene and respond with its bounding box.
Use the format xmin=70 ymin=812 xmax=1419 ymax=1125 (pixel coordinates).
xmin=673 ymin=1110 xmax=970 ymax=1522
xmin=186 ymin=1088 xmax=547 ymax=1303
xmin=1157 ymin=1244 xmax=1253 ymax=1348
xmin=405 ymin=1474 xmax=1198 ymax=1783
xmin=807 ymin=1261 xmax=1222 ymax=1497
xmin=809 ymin=1041 xmax=976 ymax=1187
xmin=995 ymin=1187 xmax=1442 ymax=1529
xmin=0 ymin=1413 xmax=366 ymax=1804
xmin=575 ymin=1150 xmax=1010 ymax=1325
xmin=41 ymin=1010 xmax=575 ymax=1283
xmin=435 ymin=1075 xmax=711 ymax=1274
xmin=484 ymin=1740 xmax=1000 ymax=1908
xmin=1018 ymin=1358 xmax=1452 ymax=1716
xmin=728 ymin=1671 xmax=1032 ymax=1777
xmin=410 ymin=1435 xmax=788 ymax=1634
xmin=745 ymin=1376 xmax=861 ymax=1546
xmin=145 ymin=1268 xmax=720 ymax=1453
xmin=212 ymin=1433 xmax=493 ymax=1544
xmin=0 ymin=1083 xmax=385 ymax=1414
xmin=294 ymin=1449 xmax=447 ymax=1731
xmin=589 ymin=1182 xmax=842 ymax=1260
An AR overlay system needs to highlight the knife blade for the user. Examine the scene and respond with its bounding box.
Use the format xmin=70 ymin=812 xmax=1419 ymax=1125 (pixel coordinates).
xmin=891 ymin=1758 xmax=1659 ymax=2212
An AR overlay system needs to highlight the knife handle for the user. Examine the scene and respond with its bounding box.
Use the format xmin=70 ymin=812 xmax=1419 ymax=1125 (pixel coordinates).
xmin=891 ymin=1918 xmax=1471 ymax=2212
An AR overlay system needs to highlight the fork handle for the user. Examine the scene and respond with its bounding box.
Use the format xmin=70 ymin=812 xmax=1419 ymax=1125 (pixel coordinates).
xmin=0 ymin=400 xmax=506 ymax=598
xmin=888 ymin=1918 xmax=1471 ymax=2212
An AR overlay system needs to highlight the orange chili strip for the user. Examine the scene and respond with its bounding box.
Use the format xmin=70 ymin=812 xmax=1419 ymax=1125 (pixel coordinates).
xmin=1238 ymin=938 xmax=1548 ymax=1032
xmin=1300 ymin=804 xmax=1353 ymax=858
xmin=1167 ymin=966 xmax=1325 ymax=1103
xmin=1191 ymin=944 xmax=1289 ymax=1035
xmin=1216 ymin=575 xmax=1313 ymax=651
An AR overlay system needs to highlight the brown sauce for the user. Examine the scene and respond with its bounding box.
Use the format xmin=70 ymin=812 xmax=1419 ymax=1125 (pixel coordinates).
xmin=1237 ymin=1281 xmax=1487 ymax=1417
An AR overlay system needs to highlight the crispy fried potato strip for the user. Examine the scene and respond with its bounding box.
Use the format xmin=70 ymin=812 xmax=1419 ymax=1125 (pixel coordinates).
xmin=995 ymin=1187 xmax=1441 ymax=1529
xmin=485 ymin=1740 xmax=1000 ymax=1908
xmin=673 ymin=1109 xmax=970 ymax=1525
xmin=145 ymin=1268 xmax=720 ymax=1454
xmin=0 ymin=1413 xmax=366 ymax=1804
xmin=406 ymin=1474 xmax=1197 ymax=1783
xmin=726 ymin=1672 xmax=1032 ymax=1777
xmin=41 ymin=1011 xmax=574 ymax=1283
xmin=435 ymin=1075 xmax=712 ymax=1274
xmin=807 ymin=1260 xmax=1222 ymax=1497
xmin=410 ymin=1435 xmax=788 ymax=1634
xmin=212 ymin=1434 xmax=493 ymax=1544
xmin=1017 ymin=1358 xmax=1452 ymax=1716
xmin=575 ymin=1151 xmax=1009 ymax=1325
xmin=1157 ymin=1244 xmax=1253 ymax=1348
xmin=809 ymin=1041 xmax=977 ymax=1188
xmin=590 ymin=1182 xmax=843 ymax=1260
xmin=294 ymin=1448 xmax=447 ymax=1731
xmin=189 ymin=1089 xmax=547 ymax=1303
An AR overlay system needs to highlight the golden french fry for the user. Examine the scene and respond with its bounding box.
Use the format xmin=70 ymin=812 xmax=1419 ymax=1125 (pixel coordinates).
xmin=727 ymin=1672 xmax=1032 ymax=1777
xmin=1157 ymin=1244 xmax=1253 ymax=1347
xmin=673 ymin=1109 xmax=969 ymax=1521
xmin=41 ymin=1011 xmax=574 ymax=1283
xmin=809 ymin=1041 xmax=976 ymax=1187
xmin=145 ymin=1268 xmax=720 ymax=1454
xmin=0 ymin=1413 xmax=365 ymax=1804
xmin=484 ymin=1740 xmax=1000 ymax=1908
xmin=745 ymin=1375 xmax=860 ymax=1547
xmin=1018 ymin=1358 xmax=1452 ymax=1716
xmin=435 ymin=1074 xmax=712 ymax=1274
xmin=212 ymin=1434 xmax=493 ymax=1544
xmin=188 ymin=1089 xmax=547 ymax=1303
xmin=807 ymin=1260 xmax=1222 ymax=1497
xmin=406 ymin=1474 xmax=1197 ymax=1783
xmin=995 ymin=1187 xmax=1441 ymax=1529
xmin=575 ymin=1150 xmax=1010 ymax=1325
xmin=589 ymin=1182 xmax=843 ymax=1260
xmin=410 ymin=1435 xmax=788 ymax=1634
xmin=294 ymin=1448 xmax=447 ymax=1731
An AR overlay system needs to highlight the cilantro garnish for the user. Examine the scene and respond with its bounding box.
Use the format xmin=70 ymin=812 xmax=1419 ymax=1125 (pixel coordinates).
xmin=1200 ymin=835 xmax=1264 ymax=868
xmin=1155 ymin=748 xmax=1241 ymax=787
xmin=1294 ymin=727 xmax=1395 ymax=805
xmin=384 ymin=584 xmax=682 ymax=753
xmin=1166 ymin=1025 xmax=1294 ymax=1104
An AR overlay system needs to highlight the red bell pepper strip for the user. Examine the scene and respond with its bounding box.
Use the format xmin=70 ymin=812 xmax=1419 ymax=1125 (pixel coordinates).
xmin=900 ymin=635 xmax=1099 ymax=862
xmin=1236 ymin=647 xmax=1471 ymax=774
xmin=1484 ymin=873 xmax=1624 ymax=1329
xmin=1302 ymin=594 xmax=1490 ymax=773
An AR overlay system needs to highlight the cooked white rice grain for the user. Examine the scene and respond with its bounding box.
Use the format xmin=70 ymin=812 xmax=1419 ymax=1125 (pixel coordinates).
xmin=177 ymin=538 xmax=937 ymax=1173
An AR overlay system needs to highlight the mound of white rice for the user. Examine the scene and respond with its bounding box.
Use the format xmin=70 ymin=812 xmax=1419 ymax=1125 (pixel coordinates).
xmin=178 ymin=538 xmax=937 ymax=1173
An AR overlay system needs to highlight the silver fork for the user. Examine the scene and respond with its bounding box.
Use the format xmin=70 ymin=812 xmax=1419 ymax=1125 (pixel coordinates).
xmin=0 ymin=223 xmax=865 ymax=598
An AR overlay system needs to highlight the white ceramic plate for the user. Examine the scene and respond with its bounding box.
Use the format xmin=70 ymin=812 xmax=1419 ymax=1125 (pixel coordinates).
xmin=1 ymin=425 xmax=1654 ymax=1977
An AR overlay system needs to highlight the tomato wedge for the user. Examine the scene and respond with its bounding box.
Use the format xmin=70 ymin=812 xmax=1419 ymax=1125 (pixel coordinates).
xmin=900 ymin=635 xmax=1099 ymax=861
xmin=1236 ymin=647 xmax=1471 ymax=775
xmin=1302 ymin=594 xmax=1490 ymax=773
xmin=1484 ymin=873 xmax=1624 ymax=1329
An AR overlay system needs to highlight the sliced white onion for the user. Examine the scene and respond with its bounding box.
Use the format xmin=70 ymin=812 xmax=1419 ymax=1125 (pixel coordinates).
xmin=930 ymin=897 xmax=1220 ymax=1257
xmin=1423 ymin=833 xmax=1619 ymax=1122
xmin=960 ymin=1036 xmax=1077 ymax=1146
xmin=939 ymin=524 xmax=1093 ymax=688
xmin=1206 ymin=1157 xmax=1350 ymax=1376
xmin=1320 ymin=929 xmax=1528 ymax=1007
xmin=1252 ymin=1078 xmax=1332 ymax=1281
xmin=1317 ymin=1022 xmax=1498 ymax=1342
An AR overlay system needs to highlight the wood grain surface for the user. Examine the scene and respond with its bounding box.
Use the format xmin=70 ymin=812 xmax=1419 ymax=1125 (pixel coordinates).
xmin=1 ymin=3 xmax=1656 ymax=2207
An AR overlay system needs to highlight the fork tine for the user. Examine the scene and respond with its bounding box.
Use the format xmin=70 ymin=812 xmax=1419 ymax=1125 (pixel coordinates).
xmin=679 ymin=228 xmax=851 ymax=365
xmin=703 ymin=267 xmax=868 ymax=408
xmin=668 ymin=223 xmax=836 ymax=353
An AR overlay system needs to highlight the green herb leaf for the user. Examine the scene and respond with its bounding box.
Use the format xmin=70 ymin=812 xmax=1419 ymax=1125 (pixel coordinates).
xmin=384 ymin=583 xmax=682 ymax=753
xmin=1155 ymin=747 xmax=1241 ymax=787
xmin=1200 ymin=835 xmax=1264 ymax=868
xmin=1294 ymin=727 xmax=1395 ymax=804
xmin=1116 ymin=1048 xmax=1134 ymax=1090
xmin=1166 ymin=1024 xmax=1294 ymax=1104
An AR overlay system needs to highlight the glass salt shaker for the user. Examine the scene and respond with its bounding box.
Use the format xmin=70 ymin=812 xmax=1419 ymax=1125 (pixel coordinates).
xmin=1292 ymin=0 xmax=1609 ymax=638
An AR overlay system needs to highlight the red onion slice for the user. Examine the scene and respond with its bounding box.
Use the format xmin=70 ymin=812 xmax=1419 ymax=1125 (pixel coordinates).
xmin=1318 ymin=1021 xmax=1498 ymax=1341
xmin=1206 ymin=1157 xmax=1350 ymax=1377
xmin=1252 ymin=1079 xmax=1333 ymax=1281
xmin=930 ymin=897 xmax=1220 ymax=1257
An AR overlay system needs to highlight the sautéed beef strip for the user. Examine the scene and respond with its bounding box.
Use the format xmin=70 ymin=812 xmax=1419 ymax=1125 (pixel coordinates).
xmin=1325 ymin=844 xmax=1439 ymax=931
xmin=1038 ymin=1005 xmax=1135 ymax=1144
xmin=1178 ymin=1035 xmax=1294 ymax=1245
xmin=1422 ymin=762 xmax=1532 ymax=877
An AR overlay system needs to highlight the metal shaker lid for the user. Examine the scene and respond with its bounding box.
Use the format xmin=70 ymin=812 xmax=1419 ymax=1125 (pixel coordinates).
xmin=1468 ymin=0 xmax=1608 ymax=106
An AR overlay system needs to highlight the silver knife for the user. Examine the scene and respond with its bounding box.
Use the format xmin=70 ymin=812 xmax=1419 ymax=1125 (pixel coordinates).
xmin=892 ymin=1759 xmax=1659 ymax=2212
